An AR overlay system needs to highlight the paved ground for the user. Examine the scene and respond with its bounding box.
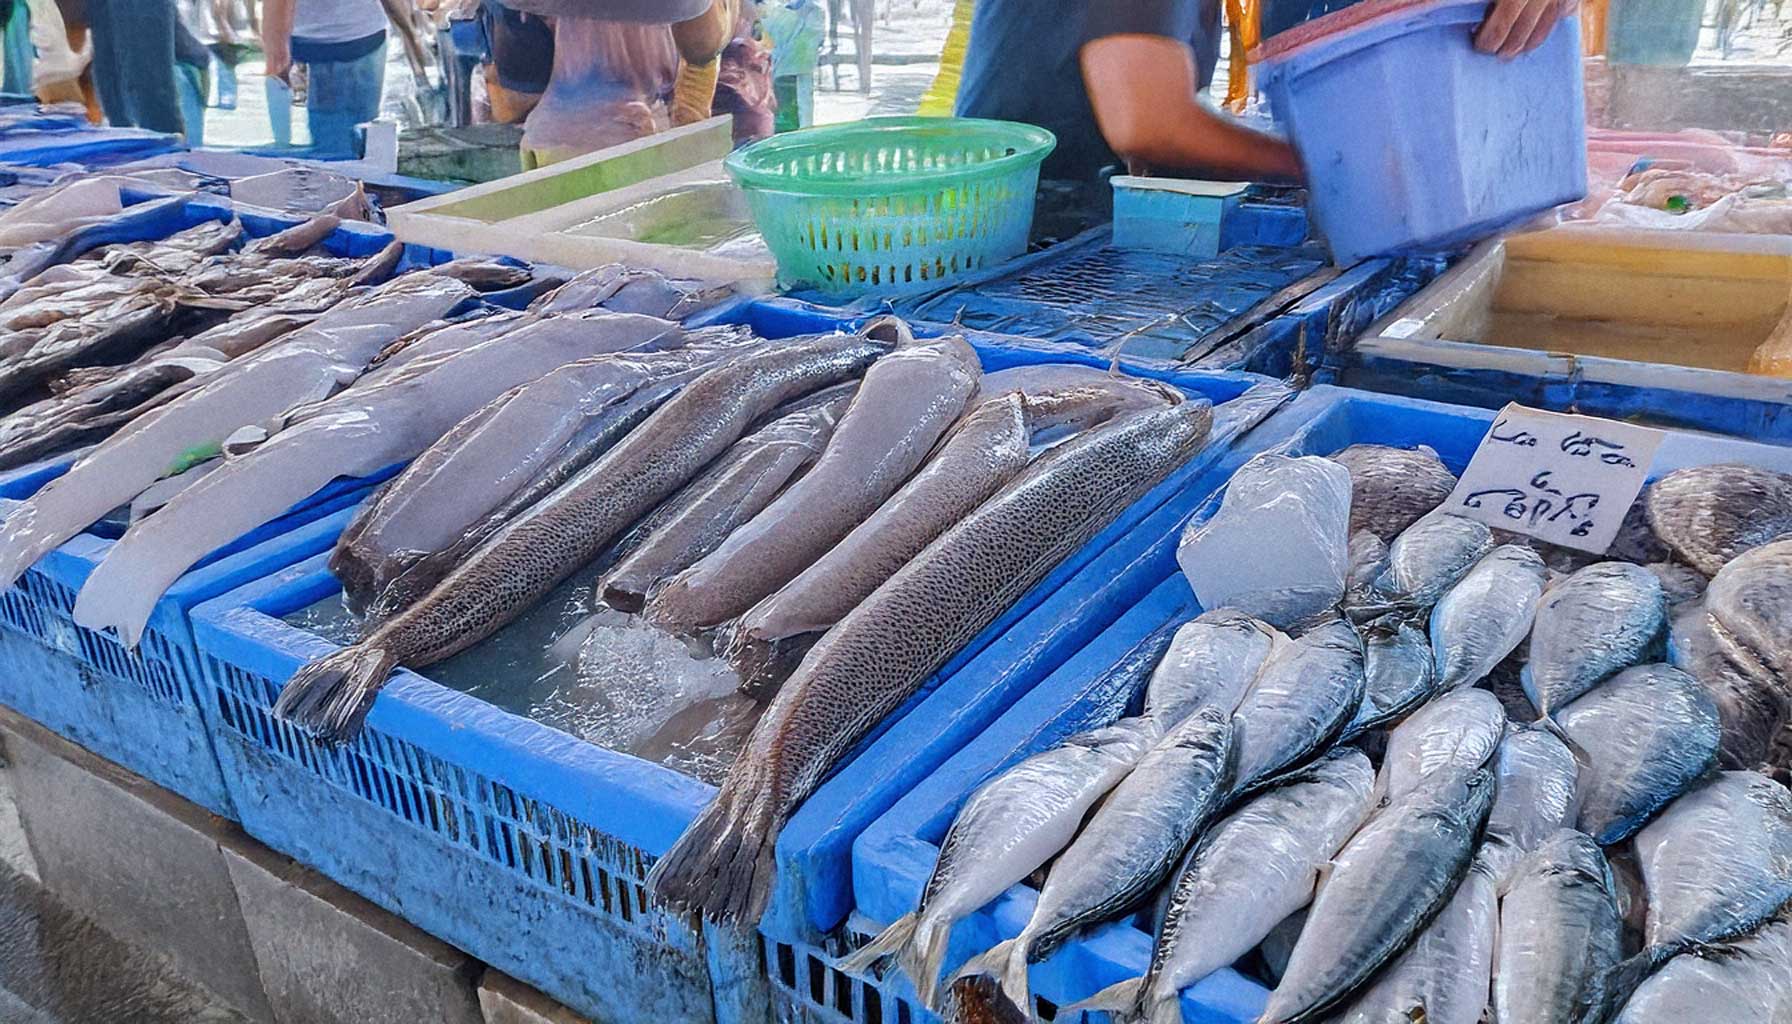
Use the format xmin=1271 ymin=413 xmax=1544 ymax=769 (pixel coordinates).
xmin=0 ymin=865 xmax=244 ymax=1023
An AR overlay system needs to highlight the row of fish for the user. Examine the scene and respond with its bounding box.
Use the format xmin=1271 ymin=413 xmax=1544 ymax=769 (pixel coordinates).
xmin=247 ymin=306 xmax=1232 ymax=924
xmin=0 ymin=209 xmax=756 ymax=648
xmin=846 ymin=444 xmax=1792 ymax=1024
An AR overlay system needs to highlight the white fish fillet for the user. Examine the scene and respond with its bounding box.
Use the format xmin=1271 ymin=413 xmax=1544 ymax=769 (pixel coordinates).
xmin=72 ymin=311 xmax=684 ymax=645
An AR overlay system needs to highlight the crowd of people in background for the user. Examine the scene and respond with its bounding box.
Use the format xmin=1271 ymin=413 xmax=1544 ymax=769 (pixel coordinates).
xmin=0 ymin=0 xmax=783 ymax=162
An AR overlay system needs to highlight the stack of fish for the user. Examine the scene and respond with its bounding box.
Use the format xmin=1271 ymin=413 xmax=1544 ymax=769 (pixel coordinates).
xmin=0 ymin=245 xmax=743 ymax=643
xmin=845 ymin=445 xmax=1792 ymax=1024
xmin=230 ymin=309 xmax=1227 ymax=928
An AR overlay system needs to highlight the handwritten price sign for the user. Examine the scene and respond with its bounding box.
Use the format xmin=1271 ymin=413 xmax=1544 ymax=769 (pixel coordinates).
xmin=1445 ymin=404 xmax=1666 ymax=554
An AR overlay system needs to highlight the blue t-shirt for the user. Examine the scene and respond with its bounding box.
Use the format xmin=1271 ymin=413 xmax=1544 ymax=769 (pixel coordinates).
xmin=956 ymin=0 xmax=1218 ymax=179
xmin=956 ymin=0 xmax=1353 ymax=179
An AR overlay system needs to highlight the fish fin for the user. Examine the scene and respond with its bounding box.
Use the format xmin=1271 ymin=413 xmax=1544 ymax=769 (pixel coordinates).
xmin=727 ymin=629 xmax=821 ymax=702
xmin=1056 ymin=978 xmax=1145 ymax=1022
xmin=952 ymin=938 xmax=1031 ymax=1019
xmin=272 ymin=643 xmax=401 ymax=745
xmin=838 ymin=912 xmax=916 ymax=980
xmin=646 ymin=782 xmax=781 ymax=925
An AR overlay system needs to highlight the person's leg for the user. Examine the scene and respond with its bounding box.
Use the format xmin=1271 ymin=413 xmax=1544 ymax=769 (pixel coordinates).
xmin=305 ymin=39 xmax=386 ymax=157
xmin=2 ymin=2 xmax=33 ymax=97
xmin=85 ymin=0 xmax=183 ymax=134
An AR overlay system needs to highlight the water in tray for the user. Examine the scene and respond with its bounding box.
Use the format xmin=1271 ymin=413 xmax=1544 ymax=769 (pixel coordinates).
xmin=568 ymin=179 xmax=771 ymax=262
xmin=283 ymin=563 xmax=762 ymax=785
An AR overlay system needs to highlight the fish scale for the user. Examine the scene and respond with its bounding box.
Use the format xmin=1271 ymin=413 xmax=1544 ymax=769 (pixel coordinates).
xmin=647 ymin=398 xmax=1215 ymax=926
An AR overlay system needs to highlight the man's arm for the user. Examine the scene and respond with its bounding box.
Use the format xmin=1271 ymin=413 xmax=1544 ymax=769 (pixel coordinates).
xmin=262 ymin=0 xmax=296 ymax=81
xmin=1081 ymin=33 xmax=1301 ymax=182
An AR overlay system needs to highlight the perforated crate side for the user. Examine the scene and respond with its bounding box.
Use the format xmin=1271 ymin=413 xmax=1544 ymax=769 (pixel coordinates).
xmin=761 ymin=932 xmax=1063 ymax=1024
xmin=203 ymin=653 xmax=687 ymax=945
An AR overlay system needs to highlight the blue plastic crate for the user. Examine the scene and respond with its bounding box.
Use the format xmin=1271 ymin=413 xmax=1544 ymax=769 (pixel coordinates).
xmin=0 ymin=193 xmax=543 ymax=816
xmin=1257 ymin=0 xmax=1586 ymax=263
xmin=846 ymin=385 xmax=1792 ymax=1024
xmin=0 ymin=473 xmax=382 ymax=819
xmin=1334 ymin=333 xmax=1792 ymax=446
xmin=187 ymin=304 xmax=1290 ymax=1024
xmin=0 ymin=124 xmax=183 ymax=166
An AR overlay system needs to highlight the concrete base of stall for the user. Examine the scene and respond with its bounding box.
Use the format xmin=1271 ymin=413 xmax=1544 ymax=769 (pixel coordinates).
xmin=0 ymin=707 xmax=596 ymax=1024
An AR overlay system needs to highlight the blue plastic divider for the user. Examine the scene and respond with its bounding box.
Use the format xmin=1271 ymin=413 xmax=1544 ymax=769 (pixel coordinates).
xmin=0 ymin=193 xmax=541 ymax=816
xmin=1332 ymin=333 xmax=1792 ymax=445
xmin=843 ymin=385 xmax=1792 ymax=1024
xmin=186 ymin=300 xmax=1290 ymax=1024
xmin=0 ymin=125 xmax=183 ymax=166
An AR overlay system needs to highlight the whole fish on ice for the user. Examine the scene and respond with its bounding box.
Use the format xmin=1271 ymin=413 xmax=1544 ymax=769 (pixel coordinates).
xmin=1671 ymin=601 xmax=1790 ymax=769
xmin=600 ymin=386 xmax=854 ymax=616
xmin=1491 ymin=829 xmax=1624 ymax=1024
xmin=1377 ymin=687 xmax=1505 ymax=804
xmin=1478 ymin=725 xmax=1580 ymax=884
xmin=958 ymin=707 xmax=1236 ymax=1015
xmin=0 ymin=270 xmax=475 ymax=595
xmin=1339 ymin=621 xmax=1435 ymax=741
xmin=1258 ymin=769 xmax=1496 ymax=1024
xmin=1357 ymin=511 xmax=1494 ymax=622
xmin=839 ymin=717 xmax=1163 ymax=1009
xmin=1612 ymin=911 xmax=1792 ymax=1024
xmin=272 ymin=329 xmax=895 ymax=742
xmin=75 ymin=312 xmax=696 ymax=644
xmin=1524 ymin=561 xmax=1667 ymax=718
xmin=1068 ymin=748 xmax=1374 ymax=1024
xmin=649 ymin=399 xmax=1214 ymax=925
xmin=1140 ymin=608 xmax=1282 ymax=727
xmin=1332 ymin=861 xmax=1498 ymax=1024
xmin=1229 ymin=618 xmax=1364 ymax=792
xmin=647 ymin=329 xmax=980 ymax=631
xmin=1429 ymin=544 xmax=1547 ymax=690
xmin=729 ymin=381 xmax=1166 ymax=689
xmin=1557 ymin=663 xmax=1721 ymax=845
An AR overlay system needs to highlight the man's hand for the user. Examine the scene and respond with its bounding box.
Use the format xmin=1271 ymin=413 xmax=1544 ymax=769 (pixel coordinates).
xmin=1475 ymin=0 xmax=1575 ymax=58
xmin=264 ymin=41 xmax=293 ymax=82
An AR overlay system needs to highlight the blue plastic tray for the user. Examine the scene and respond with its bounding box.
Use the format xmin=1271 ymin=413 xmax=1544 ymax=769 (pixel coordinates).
xmin=187 ymin=302 xmax=1289 ymax=1024
xmin=0 ymin=125 xmax=183 ymax=166
xmin=0 ymin=195 xmax=540 ymax=816
xmin=1257 ymin=0 xmax=1586 ymax=262
xmin=880 ymin=225 xmax=1330 ymax=365
xmin=844 ymin=385 xmax=1792 ymax=1024
xmin=1333 ymin=333 xmax=1792 ymax=445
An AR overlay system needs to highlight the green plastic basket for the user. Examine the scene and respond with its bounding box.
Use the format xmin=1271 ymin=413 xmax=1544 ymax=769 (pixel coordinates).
xmin=725 ymin=116 xmax=1056 ymax=298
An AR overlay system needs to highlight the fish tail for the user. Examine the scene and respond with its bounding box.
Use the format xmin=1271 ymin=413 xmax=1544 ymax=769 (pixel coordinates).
xmin=272 ymin=643 xmax=401 ymax=745
xmin=1577 ymin=950 xmax=1661 ymax=1024
xmin=1057 ymin=978 xmax=1146 ymax=1022
xmin=1535 ymin=713 xmax=1593 ymax=768
xmin=902 ymin=914 xmax=953 ymax=1012
xmin=952 ymin=937 xmax=1031 ymax=1020
xmin=646 ymin=782 xmax=781 ymax=925
xmin=838 ymin=911 xmax=916 ymax=979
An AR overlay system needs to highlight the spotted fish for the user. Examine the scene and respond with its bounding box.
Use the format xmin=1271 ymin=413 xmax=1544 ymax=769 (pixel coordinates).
xmin=647 ymin=399 xmax=1215 ymax=925
xmin=271 ymin=329 xmax=894 ymax=743
xmin=1331 ymin=443 xmax=1457 ymax=542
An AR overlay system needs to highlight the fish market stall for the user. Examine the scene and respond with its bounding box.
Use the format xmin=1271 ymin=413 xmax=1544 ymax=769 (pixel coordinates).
xmin=845 ymin=386 xmax=1792 ymax=1024
xmin=1334 ymin=226 xmax=1792 ymax=441
xmin=181 ymin=299 xmax=1289 ymax=1024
